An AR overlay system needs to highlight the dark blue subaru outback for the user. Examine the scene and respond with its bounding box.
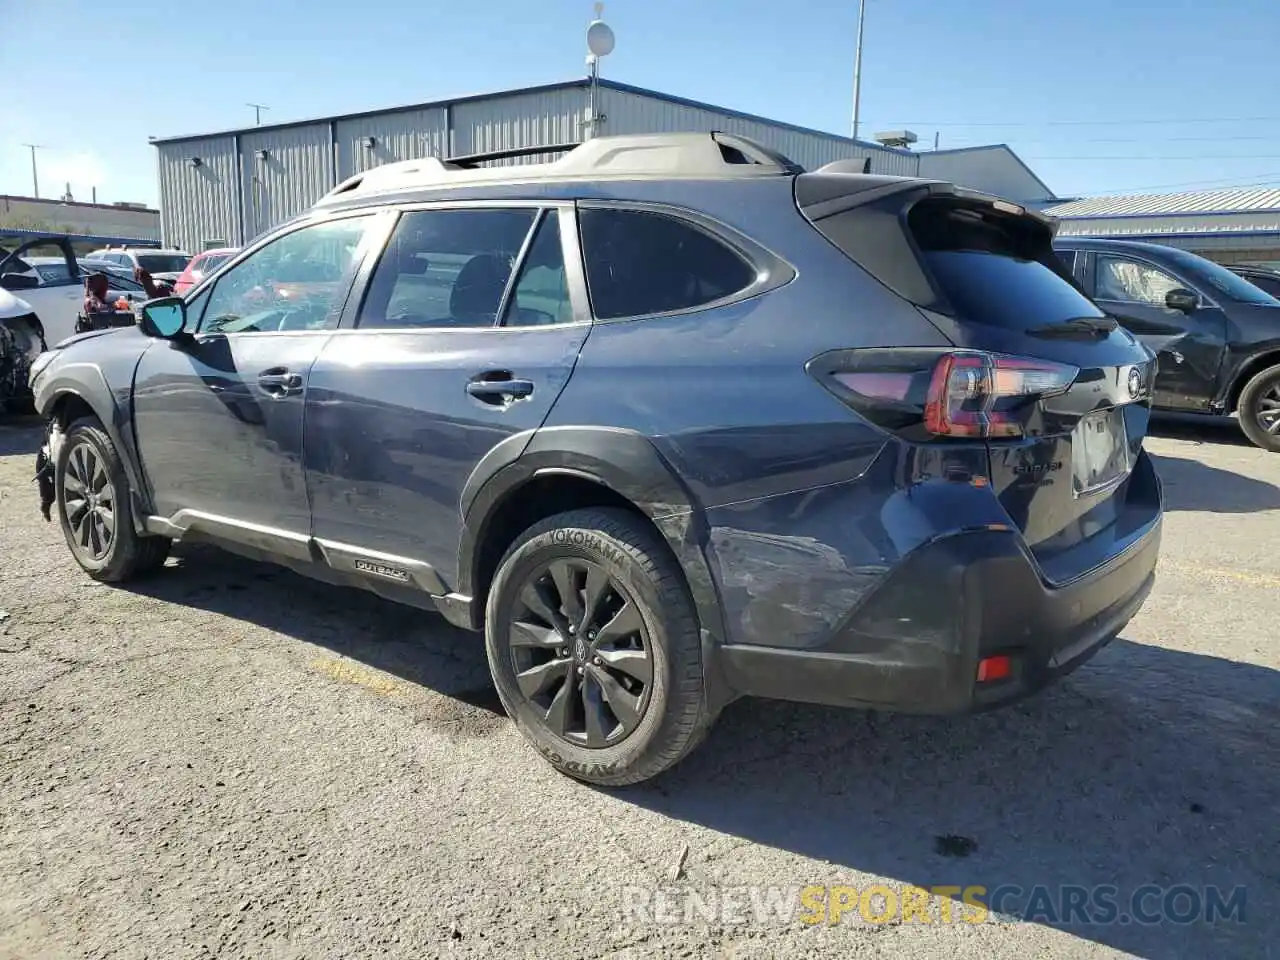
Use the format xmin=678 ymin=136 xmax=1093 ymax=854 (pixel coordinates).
xmin=28 ymin=133 xmax=1162 ymax=785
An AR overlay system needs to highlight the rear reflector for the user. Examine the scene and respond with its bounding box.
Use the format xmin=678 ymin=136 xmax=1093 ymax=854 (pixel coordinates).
xmin=810 ymin=348 xmax=1079 ymax=441
xmin=976 ymin=655 xmax=1012 ymax=683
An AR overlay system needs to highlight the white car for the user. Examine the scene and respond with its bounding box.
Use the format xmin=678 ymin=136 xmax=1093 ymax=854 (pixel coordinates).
xmin=0 ymin=239 xmax=150 ymax=346
xmin=0 ymin=285 xmax=45 ymax=411
xmin=84 ymin=247 xmax=192 ymax=284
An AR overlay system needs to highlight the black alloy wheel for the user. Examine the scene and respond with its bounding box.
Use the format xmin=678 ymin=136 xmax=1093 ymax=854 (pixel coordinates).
xmin=1238 ymin=362 xmax=1280 ymax=452
xmin=1252 ymin=381 xmax=1280 ymax=437
xmin=62 ymin=438 xmax=117 ymax=562
xmin=508 ymin=558 xmax=654 ymax=748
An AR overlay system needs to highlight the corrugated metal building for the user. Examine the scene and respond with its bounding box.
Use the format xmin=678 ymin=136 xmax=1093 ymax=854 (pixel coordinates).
xmin=152 ymin=78 xmax=1056 ymax=251
xmin=1044 ymin=187 xmax=1280 ymax=267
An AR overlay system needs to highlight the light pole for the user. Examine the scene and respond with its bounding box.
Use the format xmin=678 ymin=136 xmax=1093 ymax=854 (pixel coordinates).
xmin=21 ymin=143 xmax=43 ymax=198
xmin=851 ymin=0 xmax=866 ymax=141
xmin=247 ymin=103 xmax=270 ymax=126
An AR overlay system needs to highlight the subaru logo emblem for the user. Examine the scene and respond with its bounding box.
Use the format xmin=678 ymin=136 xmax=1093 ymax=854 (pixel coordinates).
xmin=1127 ymin=366 xmax=1143 ymax=399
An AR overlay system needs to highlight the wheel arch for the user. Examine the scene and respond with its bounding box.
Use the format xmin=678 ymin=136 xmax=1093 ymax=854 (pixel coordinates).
xmin=457 ymin=427 xmax=731 ymax=706
xmin=1224 ymin=347 xmax=1280 ymax=413
xmin=38 ymin=375 xmax=153 ymax=531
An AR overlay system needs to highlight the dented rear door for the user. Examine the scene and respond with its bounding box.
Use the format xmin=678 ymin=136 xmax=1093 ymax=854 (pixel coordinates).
xmin=1086 ymin=251 xmax=1228 ymax=411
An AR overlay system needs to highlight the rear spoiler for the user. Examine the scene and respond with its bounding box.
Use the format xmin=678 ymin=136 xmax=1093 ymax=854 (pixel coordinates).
xmin=795 ymin=170 xmax=1065 ymax=314
xmin=797 ymin=168 xmax=1058 ymax=236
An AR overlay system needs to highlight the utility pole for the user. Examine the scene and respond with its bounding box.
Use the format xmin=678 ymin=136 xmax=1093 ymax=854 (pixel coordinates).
xmin=850 ymin=0 xmax=866 ymax=141
xmin=247 ymin=103 xmax=270 ymax=125
xmin=21 ymin=143 xmax=43 ymax=198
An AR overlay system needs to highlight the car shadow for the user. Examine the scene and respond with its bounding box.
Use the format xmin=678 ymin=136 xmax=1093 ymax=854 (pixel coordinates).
xmin=122 ymin=541 xmax=504 ymax=719
xmin=1148 ymin=451 xmax=1280 ymax=513
xmin=1148 ymin=412 xmax=1252 ymax=448
xmin=618 ymin=639 xmax=1279 ymax=959
xmin=115 ymin=542 xmax=1279 ymax=958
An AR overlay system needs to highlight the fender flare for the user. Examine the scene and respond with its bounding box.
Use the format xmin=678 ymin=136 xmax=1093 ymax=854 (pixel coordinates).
xmin=1217 ymin=341 xmax=1280 ymax=410
xmin=457 ymin=426 xmax=731 ymax=700
xmin=35 ymin=365 xmax=154 ymax=530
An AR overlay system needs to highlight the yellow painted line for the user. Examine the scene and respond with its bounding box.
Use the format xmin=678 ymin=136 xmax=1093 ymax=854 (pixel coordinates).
xmin=309 ymin=657 xmax=402 ymax=696
xmin=1160 ymin=559 xmax=1280 ymax=588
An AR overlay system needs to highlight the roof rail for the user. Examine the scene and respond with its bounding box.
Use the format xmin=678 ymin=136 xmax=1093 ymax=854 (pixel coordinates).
xmin=314 ymin=131 xmax=803 ymax=206
xmin=447 ymin=142 xmax=582 ymax=168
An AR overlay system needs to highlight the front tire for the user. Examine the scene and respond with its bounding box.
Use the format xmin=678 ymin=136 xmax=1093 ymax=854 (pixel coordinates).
xmin=55 ymin=417 xmax=171 ymax=581
xmin=1237 ymin=363 xmax=1280 ymax=452
xmin=484 ymin=507 xmax=712 ymax=787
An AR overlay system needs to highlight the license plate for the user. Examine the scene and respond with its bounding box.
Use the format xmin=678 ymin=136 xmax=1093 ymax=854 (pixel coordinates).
xmin=1072 ymin=408 xmax=1132 ymax=497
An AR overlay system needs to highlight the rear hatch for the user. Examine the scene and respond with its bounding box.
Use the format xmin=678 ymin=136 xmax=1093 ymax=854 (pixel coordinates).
xmin=796 ymin=173 xmax=1158 ymax=583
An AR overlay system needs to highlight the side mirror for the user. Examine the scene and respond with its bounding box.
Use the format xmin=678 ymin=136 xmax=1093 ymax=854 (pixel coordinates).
xmin=0 ymin=273 xmax=39 ymax=291
xmin=139 ymin=296 xmax=190 ymax=339
xmin=1165 ymin=288 xmax=1199 ymax=313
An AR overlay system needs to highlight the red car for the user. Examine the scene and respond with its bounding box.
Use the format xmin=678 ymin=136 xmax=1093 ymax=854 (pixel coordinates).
xmin=172 ymin=247 xmax=238 ymax=296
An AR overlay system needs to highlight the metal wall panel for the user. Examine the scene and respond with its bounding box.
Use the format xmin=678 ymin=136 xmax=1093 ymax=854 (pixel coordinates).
xmin=598 ymin=88 xmax=919 ymax=176
xmin=156 ymin=136 xmax=239 ymax=251
xmin=335 ymin=108 xmax=449 ymax=177
xmin=451 ymin=88 xmax=584 ymax=164
xmin=239 ymin=123 xmax=335 ymax=240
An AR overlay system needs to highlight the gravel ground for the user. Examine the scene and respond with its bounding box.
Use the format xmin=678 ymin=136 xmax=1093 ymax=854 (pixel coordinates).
xmin=0 ymin=413 xmax=1276 ymax=960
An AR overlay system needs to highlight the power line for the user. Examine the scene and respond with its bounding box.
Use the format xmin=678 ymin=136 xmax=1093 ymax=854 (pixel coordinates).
xmin=1026 ymin=154 xmax=1280 ymax=161
xmin=889 ymin=115 xmax=1280 ymax=128
xmin=1089 ymin=172 xmax=1280 ymax=193
xmin=929 ymin=134 xmax=1280 ymax=146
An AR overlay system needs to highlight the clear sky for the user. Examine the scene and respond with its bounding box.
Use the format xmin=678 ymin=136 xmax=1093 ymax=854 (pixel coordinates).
xmin=3 ymin=0 xmax=1278 ymax=208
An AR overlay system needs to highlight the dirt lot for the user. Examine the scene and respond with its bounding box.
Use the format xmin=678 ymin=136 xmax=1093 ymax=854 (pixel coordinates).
xmin=0 ymin=413 xmax=1276 ymax=960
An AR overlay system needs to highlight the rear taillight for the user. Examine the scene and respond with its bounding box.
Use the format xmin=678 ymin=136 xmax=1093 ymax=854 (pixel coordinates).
xmin=809 ymin=348 xmax=1078 ymax=441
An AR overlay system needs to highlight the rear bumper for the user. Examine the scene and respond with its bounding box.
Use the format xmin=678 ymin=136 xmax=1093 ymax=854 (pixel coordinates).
xmin=718 ymin=511 xmax=1161 ymax=714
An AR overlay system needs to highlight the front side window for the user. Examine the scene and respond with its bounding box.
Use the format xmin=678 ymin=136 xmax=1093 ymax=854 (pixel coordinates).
xmin=578 ymin=208 xmax=758 ymax=320
xmin=199 ymin=215 xmax=374 ymax=334
xmin=357 ymin=208 xmax=537 ymax=329
xmin=1096 ymin=256 xmax=1184 ymax=306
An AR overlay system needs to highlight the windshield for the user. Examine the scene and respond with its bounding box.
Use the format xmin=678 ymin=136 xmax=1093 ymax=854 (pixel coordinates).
xmin=137 ymin=254 xmax=191 ymax=273
xmin=1162 ymin=247 xmax=1280 ymax=305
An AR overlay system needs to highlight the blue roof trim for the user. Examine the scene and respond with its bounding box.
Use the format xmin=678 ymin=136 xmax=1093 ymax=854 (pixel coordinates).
xmin=149 ymin=76 xmax=911 ymax=156
xmin=0 ymin=228 xmax=162 ymax=246
xmin=1048 ymin=206 xmax=1280 ymax=222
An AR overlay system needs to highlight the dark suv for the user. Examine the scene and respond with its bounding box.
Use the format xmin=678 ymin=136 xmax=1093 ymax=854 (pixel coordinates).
xmin=1053 ymin=237 xmax=1280 ymax=451
xmin=29 ymin=133 xmax=1163 ymax=785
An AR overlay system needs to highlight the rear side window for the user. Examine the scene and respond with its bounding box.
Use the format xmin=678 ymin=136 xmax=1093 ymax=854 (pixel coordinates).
xmin=578 ymin=208 xmax=757 ymax=320
xmin=909 ymin=200 xmax=1107 ymax=330
xmin=357 ymin=208 xmax=536 ymax=329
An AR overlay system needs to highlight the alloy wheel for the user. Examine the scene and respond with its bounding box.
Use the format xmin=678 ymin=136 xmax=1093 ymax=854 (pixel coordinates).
xmin=63 ymin=441 xmax=116 ymax=561
xmin=507 ymin=558 xmax=654 ymax=748
xmin=1255 ymin=382 xmax=1280 ymax=436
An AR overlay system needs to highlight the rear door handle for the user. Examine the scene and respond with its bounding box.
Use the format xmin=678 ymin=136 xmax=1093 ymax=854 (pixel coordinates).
xmin=467 ymin=372 xmax=535 ymax=403
xmin=257 ymin=367 xmax=303 ymax=398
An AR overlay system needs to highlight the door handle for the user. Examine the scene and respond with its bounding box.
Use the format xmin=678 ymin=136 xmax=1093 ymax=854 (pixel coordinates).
xmin=257 ymin=367 xmax=303 ymax=398
xmin=466 ymin=372 xmax=535 ymax=403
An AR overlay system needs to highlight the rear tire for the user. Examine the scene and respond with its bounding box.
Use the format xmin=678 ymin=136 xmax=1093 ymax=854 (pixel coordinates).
xmin=1237 ymin=363 xmax=1280 ymax=452
xmin=55 ymin=417 xmax=171 ymax=581
xmin=484 ymin=507 xmax=712 ymax=787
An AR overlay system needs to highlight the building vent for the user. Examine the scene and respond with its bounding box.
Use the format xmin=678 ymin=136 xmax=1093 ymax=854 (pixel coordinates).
xmin=874 ymin=130 xmax=918 ymax=149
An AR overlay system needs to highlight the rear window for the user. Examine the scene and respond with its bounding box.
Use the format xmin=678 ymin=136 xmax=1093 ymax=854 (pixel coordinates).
xmin=910 ymin=200 xmax=1106 ymax=330
xmin=137 ymin=254 xmax=191 ymax=274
